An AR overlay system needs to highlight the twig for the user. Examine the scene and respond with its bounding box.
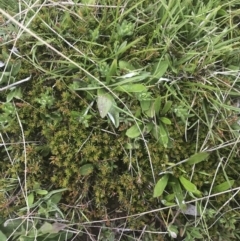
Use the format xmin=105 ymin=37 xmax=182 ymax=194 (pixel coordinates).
xmin=0 ymin=76 xmax=31 ymax=92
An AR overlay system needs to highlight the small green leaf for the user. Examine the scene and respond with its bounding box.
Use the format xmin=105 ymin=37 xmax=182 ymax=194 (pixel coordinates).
xmin=106 ymin=59 xmax=117 ymax=84
xmin=152 ymin=59 xmax=168 ymax=79
xmin=119 ymin=60 xmax=135 ymax=70
xmin=79 ymin=164 xmax=94 ymax=176
xmin=115 ymin=71 xmax=150 ymax=86
xmin=165 ymin=193 xmax=175 ymax=202
xmin=190 ymin=228 xmax=203 ymax=238
xmin=6 ymin=88 xmax=22 ymax=102
xmin=170 ymin=177 xmax=186 ymax=211
xmin=187 ymin=152 xmax=209 ymax=165
xmin=27 ymin=193 xmax=34 ymax=206
xmin=50 ymin=193 xmax=62 ymax=204
xmin=144 ymin=102 xmax=155 ymax=118
xmin=97 ymin=89 xmax=113 ymax=118
xmin=151 ymin=125 xmax=159 ymax=141
xmin=35 ymin=189 xmax=48 ymax=195
xmin=116 ymin=37 xmax=144 ymax=55
xmin=116 ymin=41 xmax=127 ymax=54
xmin=144 ymin=122 xmax=154 ymax=134
xmin=115 ymin=84 xmax=147 ymax=93
xmin=161 ymin=199 xmax=175 ymax=206
xmin=11 ymin=60 xmax=21 ymax=76
xmin=161 ymin=101 xmax=172 ymax=115
xmin=159 ymin=124 xmax=168 ymax=148
xmin=179 ymin=176 xmax=201 ymax=196
xmin=153 ymin=174 xmax=169 ymax=197
xmin=33 ymin=182 xmax=40 ymax=189
xmin=126 ymin=124 xmax=142 ymax=138
xmin=107 ymin=107 xmax=119 ymax=128
xmin=160 ymin=117 xmax=171 ymax=125
xmin=106 ymin=98 xmax=119 ymax=128
xmin=154 ymin=96 xmax=161 ymax=116
xmin=212 ymin=180 xmax=234 ymax=193
xmin=168 ymin=225 xmax=178 ymax=238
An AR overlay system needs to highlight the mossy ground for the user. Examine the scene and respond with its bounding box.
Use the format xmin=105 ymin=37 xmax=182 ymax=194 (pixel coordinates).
xmin=1 ymin=0 xmax=240 ymax=240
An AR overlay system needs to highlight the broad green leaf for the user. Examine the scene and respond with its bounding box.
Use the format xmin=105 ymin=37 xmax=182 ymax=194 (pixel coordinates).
xmin=179 ymin=176 xmax=201 ymax=196
xmin=35 ymin=189 xmax=48 ymax=195
xmin=115 ymin=84 xmax=147 ymax=93
xmin=170 ymin=177 xmax=186 ymax=211
xmin=160 ymin=117 xmax=171 ymax=125
xmin=144 ymin=122 xmax=154 ymax=134
xmin=27 ymin=193 xmax=34 ymax=206
xmin=0 ymin=231 xmax=7 ymax=241
xmin=152 ymin=59 xmax=168 ymax=79
xmin=153 ymin=174 xmax=169 ymax=197
xmin=50 ymin=193 xmax=62 ymax=204
xmin=187 ymin=152 xmax=209 ymax=165
xmin=212 ymin=180 xmax=234 ymax=193
xmin=140 ymin=100 xmax=152 ymax=112
xmin=79 ymin=164 xmax=94 ymax=176
xmin=97 ymin=89 xmax=113 ymax=118
xmin=145 ymin=102 xmax=155 ymax=118
xmin=0 ymin=219 xmax=24 ymax=235
xmin=161 ymin=101 xmax=172 ymax=115
xmin=126 ymin=124 xmax=142 ymax=138
xmin=159 ymin=124 xmax=168 ymax=148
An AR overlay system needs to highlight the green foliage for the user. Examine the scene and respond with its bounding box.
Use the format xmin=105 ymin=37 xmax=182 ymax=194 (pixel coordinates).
xmin=0 ymin=185 xmax=72 ymax=241
xmin=1 ymin=0 xmax=240 ymax=240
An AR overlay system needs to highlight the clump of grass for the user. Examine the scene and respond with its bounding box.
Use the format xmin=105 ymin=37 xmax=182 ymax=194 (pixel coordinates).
xmin=1 ymin=0 xmax=240 ymax=240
